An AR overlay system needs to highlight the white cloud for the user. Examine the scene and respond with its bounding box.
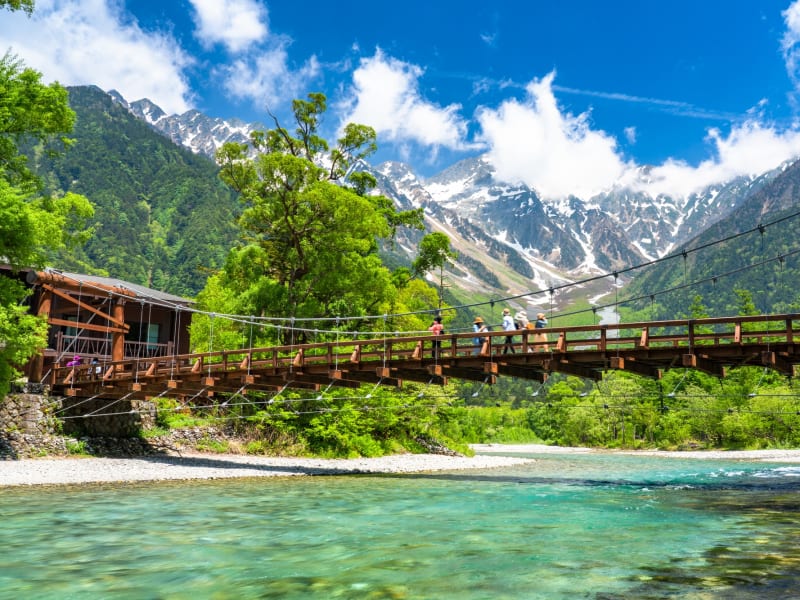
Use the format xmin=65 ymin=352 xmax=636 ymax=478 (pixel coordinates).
xmin=221 ymin=49 xmax=320 ymax=109
xmin=783 ymin=0 xmax=800 ymax=106
xmin=637 ymin=121 xmax=800 ymax=198
xmin=189 ymin=0 xmax=267 ymax=54
xmin=476 ymin=72 xmax=631 ymax=200
xmin=338 ymin=49 xmax=473 ymax=154
xmin=0 ymin=0 xmax=194 ymax=114
xmin=475 ymin=71 xmax=800 ymax=201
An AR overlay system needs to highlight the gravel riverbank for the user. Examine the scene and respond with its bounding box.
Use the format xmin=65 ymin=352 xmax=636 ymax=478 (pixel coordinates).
xmin=472 ymin=443 xmax=800 ymax=461
xmin=0 ymin=452 xmax=535 ymax=487
xmin=5 ymin=445 xmax=800 ymax=487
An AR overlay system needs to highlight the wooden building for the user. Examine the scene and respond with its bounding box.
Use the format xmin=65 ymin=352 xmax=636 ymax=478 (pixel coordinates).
xmin=1 ymin=266 xmax=193 ymax=382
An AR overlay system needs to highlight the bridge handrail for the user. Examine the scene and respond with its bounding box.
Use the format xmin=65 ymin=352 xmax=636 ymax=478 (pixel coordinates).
xmin=50 ymin=313 xmax=800 ymax=387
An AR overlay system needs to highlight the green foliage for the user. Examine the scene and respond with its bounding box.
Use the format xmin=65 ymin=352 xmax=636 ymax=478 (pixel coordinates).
xmin=159 ymin=383 xmax=438 ymax=458
xmin=200 ymin=92 xmax=436 ymax=345
xmin=0 ymin=52 xmax=75 ymax=190
xmin=28 ymin=86 xmax=239 ymax=295
xmin=195 ymin=438 xmax=230 ymax=453
xmin=154 ymin=397 xmax=215 ymax=429
xmin=441 ymin=367 xmax=800 ymax=450
xmin=433 ymin=405 xmax=543 ymax=444
xmin=65 ymin=437 xmax=89 ymax=455
xmin=0 ymin=53 xmax=93 ymax=397
xmin=412 ymin=232 xmax=458 ymax=307
xmin=140 ymin=426 xmax=170 ymax=439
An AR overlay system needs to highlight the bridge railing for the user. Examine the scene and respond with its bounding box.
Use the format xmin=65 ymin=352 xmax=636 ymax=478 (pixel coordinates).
xmin=50 ymin=314 xmax=800 ymax=389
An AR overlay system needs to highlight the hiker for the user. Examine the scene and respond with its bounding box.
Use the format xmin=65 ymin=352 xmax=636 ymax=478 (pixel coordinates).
xmin=534 ymin=312 xmax=549 ymax=351
xmin=429 ymin=315 xmax=443 ymax=358
xmin=473 ymin=316 xmax=488 ymax=355
xmin=502 ymin=308 xmax=516 ymax=354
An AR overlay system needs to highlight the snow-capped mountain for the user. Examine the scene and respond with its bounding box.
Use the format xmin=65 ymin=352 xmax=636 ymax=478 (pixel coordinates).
xmin=108 ymin=90 xmax=261 ymax=158
xmin=372 ymin=155 xmax=783 ymax=306
xmin=109 ymin=90 xmax=787 ymax=308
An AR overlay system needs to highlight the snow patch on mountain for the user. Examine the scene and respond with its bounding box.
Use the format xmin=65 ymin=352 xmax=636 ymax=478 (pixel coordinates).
xmin=106 ymin=89 xmax=791 ymax=306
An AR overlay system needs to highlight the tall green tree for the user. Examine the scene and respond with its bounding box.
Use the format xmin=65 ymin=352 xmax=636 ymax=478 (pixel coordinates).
xmin=412 ymin=232 xmax=457 ymax=309
xmin=0 ymin=52 xmax=75 ymax=191
xmin=0 ymin=19 xmax=94 ymax=396
xmin=211 ymin=93 xmax=424 ymax=341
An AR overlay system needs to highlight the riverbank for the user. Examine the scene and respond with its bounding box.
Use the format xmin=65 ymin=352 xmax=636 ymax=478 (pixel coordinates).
xmin=472 ymin=443 xmax=800 ymax=461
xmin=0 ymin=451 xmax=535 ymax=487
xmin=5 ymin=444 xmax=800 ymax=487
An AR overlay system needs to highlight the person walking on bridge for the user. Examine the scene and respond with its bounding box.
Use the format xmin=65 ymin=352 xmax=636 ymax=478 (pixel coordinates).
xmin=473 ymin=316 xmax=488 ymax=355
xmin=534 ymin=312 xmax=549 ymax=352
xmin=429 ymin=315 xmax=443 ymax=358
xmin=502 ymin=308 xmax=516 ymax=354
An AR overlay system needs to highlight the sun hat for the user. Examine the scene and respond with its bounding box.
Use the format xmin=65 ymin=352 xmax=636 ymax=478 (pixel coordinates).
xmin=503 ymin=308 xmax=510 ymax=314
xmin=537 ymin=312 xmax=546 ymax=319
xmin=473 ymin=316 xmax=484 ymax=324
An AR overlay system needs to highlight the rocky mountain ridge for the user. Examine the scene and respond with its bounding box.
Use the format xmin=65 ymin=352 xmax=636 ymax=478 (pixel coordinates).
xmin=108 ymin=88 xmax=790 ymax=310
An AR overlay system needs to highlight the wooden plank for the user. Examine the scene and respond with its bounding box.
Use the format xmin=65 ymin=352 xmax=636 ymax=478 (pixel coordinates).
xmin=43 ymin=284 xmax=128 ymax=327
xmin=48 ymin=318 xmax=127 ymax=334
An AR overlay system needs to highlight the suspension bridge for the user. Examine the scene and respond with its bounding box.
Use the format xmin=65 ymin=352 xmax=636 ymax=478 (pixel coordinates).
xmin=50 ymin=313 xmax=800 ymax=401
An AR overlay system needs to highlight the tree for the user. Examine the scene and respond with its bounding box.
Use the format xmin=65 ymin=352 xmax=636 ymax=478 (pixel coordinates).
xmin=412 ymin=232 xmax=457 ymax=309
xmin=0 ymin=21 xmax=94 ymax=396
xmin=0 ymin=52 xmax=76 ymax=190
xmin=212 ymin=93 xmax=424 ymax=340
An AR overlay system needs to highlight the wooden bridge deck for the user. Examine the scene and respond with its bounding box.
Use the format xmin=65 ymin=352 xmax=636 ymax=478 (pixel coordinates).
xmin=50 ymin=314 xmax=800 ymax=400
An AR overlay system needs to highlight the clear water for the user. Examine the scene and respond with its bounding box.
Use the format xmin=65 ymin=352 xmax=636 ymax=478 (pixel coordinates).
xmin=1 ymin=452 xmax=799 ymax=599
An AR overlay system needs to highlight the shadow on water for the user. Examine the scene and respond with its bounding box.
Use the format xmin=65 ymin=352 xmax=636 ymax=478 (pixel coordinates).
xmin=366 ymin=470 xmax=800 ymax=494
xmin=130 ymin=454 xmax=800 ymax=497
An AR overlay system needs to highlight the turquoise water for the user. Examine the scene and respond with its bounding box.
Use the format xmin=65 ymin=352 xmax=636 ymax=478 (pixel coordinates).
xmin=1 ymin=452 xmax=799 ymax=599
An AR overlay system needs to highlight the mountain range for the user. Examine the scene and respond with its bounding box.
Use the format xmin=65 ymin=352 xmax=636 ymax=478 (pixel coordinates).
xmin=46 ymin=86 xmax=800 ymax=318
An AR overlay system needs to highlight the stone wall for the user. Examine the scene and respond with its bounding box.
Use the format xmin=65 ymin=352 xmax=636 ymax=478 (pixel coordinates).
xmin=59 ymin=396 xmax=156 ymax=437
xmin=1 ymin=388 xmax=157 ymax=459
xmin=0 ymin=391 xmax=66 ymax=459
xmin=0 ymin=392 xmax=62 ymax=435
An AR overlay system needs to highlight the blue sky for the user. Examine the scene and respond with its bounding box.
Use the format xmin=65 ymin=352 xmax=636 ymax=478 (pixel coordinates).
xmin=5 ymin=0 xmax=800 ymax=200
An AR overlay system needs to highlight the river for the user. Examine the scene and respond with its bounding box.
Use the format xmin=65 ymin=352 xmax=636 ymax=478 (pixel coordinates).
xmin=1 ymin=450 xmax=799 ymax=599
